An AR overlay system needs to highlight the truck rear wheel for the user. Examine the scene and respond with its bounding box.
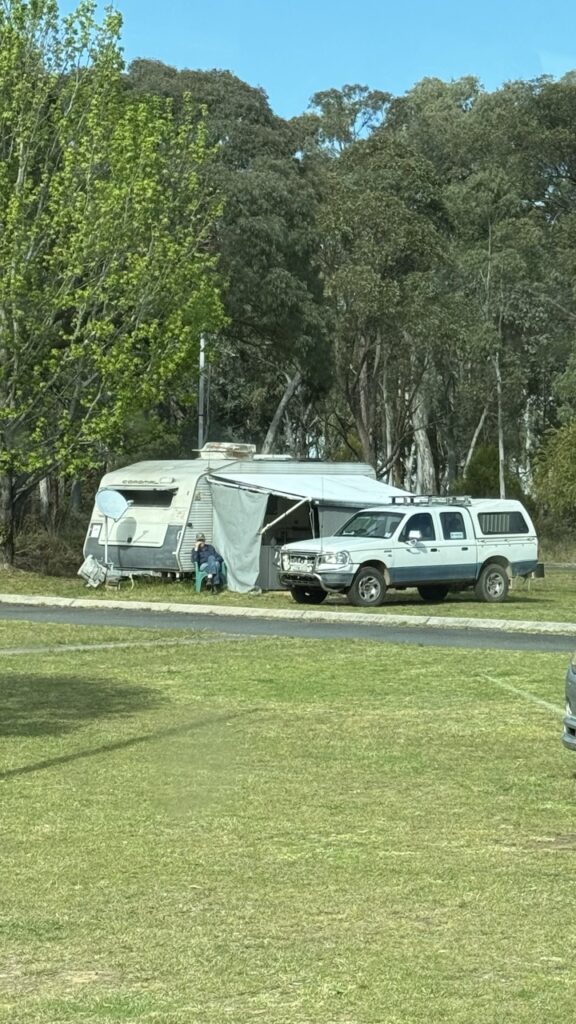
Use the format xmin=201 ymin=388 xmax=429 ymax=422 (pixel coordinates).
xmin=348 ymin=567 xmax=387 ymax=607
xmin=417 ymin=585 xmax=449 ymax=603
xmin=474 ymin=563 xmax=509 ymax=603
xmin=290 ymin=587 xmax=327 ymax=605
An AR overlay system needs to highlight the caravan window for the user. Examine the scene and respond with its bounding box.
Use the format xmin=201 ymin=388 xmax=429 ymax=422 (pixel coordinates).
xmin=116 ymin=489 xmax=176 ymax=508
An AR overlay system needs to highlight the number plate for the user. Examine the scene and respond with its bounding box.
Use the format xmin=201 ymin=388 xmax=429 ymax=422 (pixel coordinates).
xmin=291 ymin=557 xmax=314 ymax=572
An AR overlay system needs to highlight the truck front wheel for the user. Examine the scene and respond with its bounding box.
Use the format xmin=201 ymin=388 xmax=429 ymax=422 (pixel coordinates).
xmin=348 ymin=567 xmax=387 ymax=607
xmin=290 ymin=587 xmax=327 ymax=605
xmin=474 ymin=563 xmax=509 ymax=603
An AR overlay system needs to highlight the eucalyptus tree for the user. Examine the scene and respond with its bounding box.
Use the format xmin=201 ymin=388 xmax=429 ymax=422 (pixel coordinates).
xmin=468 ymin=77 xmax=576 ymax=522
xmin=128 ymin=61 xmax=331 ymax=454
xmin=306 ymin=81 xmax=462 ymax=487
xmin=0 ymin=1 xmax=223 ymax=562
xmin=299 ymin=84 xmax=391 ymax=153
xmin=449 ymin=81 xmax=573 ymax=493
xmin=385 ymin=77 xmax=565 ymax=495
xmin=529 ymin=74 xmax=576 ymax=424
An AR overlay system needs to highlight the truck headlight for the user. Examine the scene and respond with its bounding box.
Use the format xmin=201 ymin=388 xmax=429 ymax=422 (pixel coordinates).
xmin=317 ymin=550 xmax=349 ymax=567
xmin=281 ymin=553 xmax=291 ymax=570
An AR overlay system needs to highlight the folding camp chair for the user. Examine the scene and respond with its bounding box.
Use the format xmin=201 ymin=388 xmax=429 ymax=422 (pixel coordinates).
xmin=194 ymin=561 xmax=227 ymax=593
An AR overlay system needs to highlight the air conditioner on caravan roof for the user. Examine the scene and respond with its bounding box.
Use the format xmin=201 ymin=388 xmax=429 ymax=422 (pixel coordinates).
xmin=199 ymin=442 xmax=256 ymax=460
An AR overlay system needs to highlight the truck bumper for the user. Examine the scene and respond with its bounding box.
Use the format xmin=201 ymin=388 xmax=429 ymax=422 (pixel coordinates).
xmin=279 ymin=571 xmax=355 ymax=593
xmin=512 ymin=559 xmax=541 ymax=578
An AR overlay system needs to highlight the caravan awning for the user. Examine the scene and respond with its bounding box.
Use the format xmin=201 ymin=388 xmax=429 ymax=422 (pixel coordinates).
xmin=208 ymin=472 xmax=407 ymax=505
xmin=208 ymin=471 xmax=409 ymax=594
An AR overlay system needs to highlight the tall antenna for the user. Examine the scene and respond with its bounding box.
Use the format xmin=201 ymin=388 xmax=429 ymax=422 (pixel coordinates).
xmin=198 ymin=334 xmax=206 ymax=448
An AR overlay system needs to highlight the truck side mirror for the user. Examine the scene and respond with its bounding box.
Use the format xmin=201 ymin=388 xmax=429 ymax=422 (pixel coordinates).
xmin=408 ymin=530 xmax=422 ymax=544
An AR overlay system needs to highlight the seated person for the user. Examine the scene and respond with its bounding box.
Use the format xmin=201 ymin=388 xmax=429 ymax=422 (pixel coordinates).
xmin=192 ymin=533 xmax=224 ymax=590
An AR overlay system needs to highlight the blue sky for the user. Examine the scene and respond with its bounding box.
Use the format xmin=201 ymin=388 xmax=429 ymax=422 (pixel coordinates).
xmin=60 ymin=0 xmax=576 ymax=118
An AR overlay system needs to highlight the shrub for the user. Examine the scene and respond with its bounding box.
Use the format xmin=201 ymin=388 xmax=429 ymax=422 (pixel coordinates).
xmin=15 ymin=526 xmax=84 ymax=577
xmin=452 ymin=444 xmax=527 ymax=502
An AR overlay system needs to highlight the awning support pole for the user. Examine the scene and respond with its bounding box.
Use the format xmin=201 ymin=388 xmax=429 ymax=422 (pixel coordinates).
xmin=259 ymin=496 xmax=310 ymax=536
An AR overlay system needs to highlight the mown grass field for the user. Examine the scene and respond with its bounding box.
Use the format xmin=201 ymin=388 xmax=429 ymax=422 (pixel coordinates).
xmin=1 ymin=564 xmax=576 ymax=623
xmin=1 ymin=619 xmax=575 ymax=1022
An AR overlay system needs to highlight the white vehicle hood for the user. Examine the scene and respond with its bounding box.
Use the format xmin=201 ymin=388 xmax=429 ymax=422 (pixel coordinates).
xmin=283 ymin=536 xmax=392 ymax=555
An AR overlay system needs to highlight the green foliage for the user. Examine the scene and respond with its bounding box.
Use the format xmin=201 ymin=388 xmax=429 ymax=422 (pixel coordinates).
xmin=0 ymin=1 xmax=224 ymax=496
xmin=108 ymin=409 xmax=182 ymax=465
xmin=128 ymin=60 xmax=331 ymax=451
xmin=303 ymin=83 xmax=391 ymax=153
xmin=4 ymin=26 xmax=576 ymax=536
xmin=14 ymin=524 xmax=85 ymax=575
xmin=534 ymin=421 xmax=576 ymax=519
xmin=118 ymin=68 xmax=576 ymax=483
xmin=452 ymin=444 xmax=526 ymax=500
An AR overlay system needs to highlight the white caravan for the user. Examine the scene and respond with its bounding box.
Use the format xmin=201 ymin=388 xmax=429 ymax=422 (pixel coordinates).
xmin=82 ymin=442 xmax=408 ymax=592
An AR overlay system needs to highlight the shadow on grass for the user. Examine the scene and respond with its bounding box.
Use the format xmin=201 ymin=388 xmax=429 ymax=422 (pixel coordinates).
xmin=0 ymin=673 xmax=168 ymax=739
xmin=0 ymin=708 xmax=260 ymax=781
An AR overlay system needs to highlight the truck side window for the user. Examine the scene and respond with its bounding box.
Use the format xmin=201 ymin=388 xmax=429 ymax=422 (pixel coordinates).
xmin=440 ymin=511 xmax=466 ymax=540
xmin=477 ymin=511 xmax=529 ymax=535
xmin=400 ymin=512 xmax=435 ymax=542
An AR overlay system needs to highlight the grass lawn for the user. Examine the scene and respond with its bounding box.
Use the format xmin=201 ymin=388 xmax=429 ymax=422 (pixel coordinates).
xmin=1 ymin=565 xmax=576 ymax=624
xmin=1 ymin=620 xmax=575 ymax=1022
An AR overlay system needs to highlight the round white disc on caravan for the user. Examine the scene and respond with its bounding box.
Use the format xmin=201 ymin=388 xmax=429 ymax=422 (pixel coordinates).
xmin=95 ymin=489 xmax=130 ymax=521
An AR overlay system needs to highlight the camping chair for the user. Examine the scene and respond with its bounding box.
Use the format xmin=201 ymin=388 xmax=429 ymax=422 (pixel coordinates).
xmin=194 ymin=561 xmax=227 ymax=593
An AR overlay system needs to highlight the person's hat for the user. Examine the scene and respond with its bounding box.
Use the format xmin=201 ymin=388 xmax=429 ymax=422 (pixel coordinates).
xmin=195 ymin=532 xmax=206 ymax=541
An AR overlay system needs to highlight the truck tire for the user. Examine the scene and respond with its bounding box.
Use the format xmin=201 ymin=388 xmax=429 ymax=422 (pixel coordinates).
xmin=417 ymin=584 xmax=449 ymax=603
xmin=474 ymin=563 xmax=509 ymax=603
xmin=290 ymin=587 xmax=328 ymax=605
xmin=348 ymin=567 xmax=387 ymax=607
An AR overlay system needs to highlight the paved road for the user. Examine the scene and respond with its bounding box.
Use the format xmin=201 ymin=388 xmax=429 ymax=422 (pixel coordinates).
xmin=1 ymin=602 xmax=574 ymax=653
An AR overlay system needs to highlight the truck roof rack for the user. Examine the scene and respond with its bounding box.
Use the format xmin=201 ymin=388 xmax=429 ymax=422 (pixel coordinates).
xmin=390 ymin=495 xmax=473 ymax=506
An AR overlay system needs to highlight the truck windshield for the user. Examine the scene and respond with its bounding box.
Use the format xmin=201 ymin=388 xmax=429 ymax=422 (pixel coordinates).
xmin=337 ymin=511 xmax=404 ymax=539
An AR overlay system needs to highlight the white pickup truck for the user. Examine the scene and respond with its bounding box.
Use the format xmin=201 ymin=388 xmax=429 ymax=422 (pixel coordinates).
xmin=276 ymin=496 xmax=539 ymax=606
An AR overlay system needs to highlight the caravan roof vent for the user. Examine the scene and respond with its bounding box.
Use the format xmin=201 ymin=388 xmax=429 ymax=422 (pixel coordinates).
xmin=253 ymin=454 xmax=293 ymax=461
xmin=200 ymin=441 xmax=256 ymax=460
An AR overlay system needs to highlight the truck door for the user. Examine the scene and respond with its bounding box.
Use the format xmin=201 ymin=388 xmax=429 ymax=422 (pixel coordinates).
xmin=391 ymin=510 xmax=477 ymax=585
xmin=392 ymin=512 xmax=443 ymax=584
xmin=435 ymin=510 xmax=478 ymax=581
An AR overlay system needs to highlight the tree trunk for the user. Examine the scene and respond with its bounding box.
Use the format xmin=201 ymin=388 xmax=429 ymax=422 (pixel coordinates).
xmin=70 ymin=478 xmax=82 ymax=515
xmin=39 ymin=477 xmax=51 ymax=528
xmin=0 ymin=473 xmax=15 ymax=566
xmin=440 ymin=377 xmax=457 ymax=494
xmin=39 ymin=476 xmax=63 ymax=529
xmin=341 ymin=332 xmax=380 ymax=470
xmin=261 ymin=371 xmax=302 ymax=454
xmin=382 ymin=359 xmax=396 ymax=474
xmin=403 ymin=442 xmax=415 ymax=492
xmin=463 ymin=402 xmax=489 ymax=478
xmin=412 ymin=387 xmax=437 ymax=494
xmin=494 ymin=352 xmax=506 ymax=498
xmin=283 ymin=410 xmax=295 ymax=455
xmin=522 ymin=396 xmax=534 ymax=492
